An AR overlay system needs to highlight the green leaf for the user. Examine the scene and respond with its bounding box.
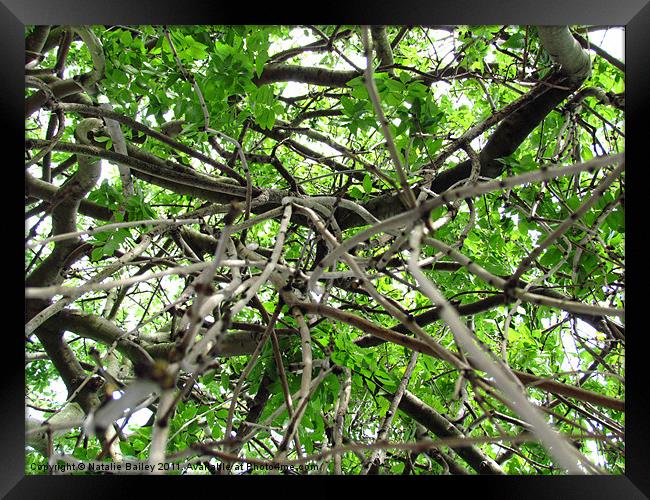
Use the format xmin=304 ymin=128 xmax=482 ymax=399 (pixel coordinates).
xmin=540 ymin=247 xmax=564 ymax=267
xmin=518 ymin=219 xmax=530 ymax=237
xmin=502 ymin=33 xmax=525 ymax=49
xmin=202 ymin=371 xmax=215 ymax=384
xmin=254 ymin=85 xmax=274 ymax=106
xmin=482 ymin=257 xmax=510 ymax=275
xmin=384 ymin=79 xmax=404 ymax=92
xmin=255 ymin=54 xmax=267 ymax=79
xmin=428 ymin=138 xmax=443 ymax=155
xmin=119 ymin=441 xmax=135 ymax=456
xmin=606 ymin=208 xmax=624 ymax=231
xmin=347 ymin=76 xmax=369 ymax=99
xmin=91 ymin=247 xmax=105 ymax=262
xmin=110 ymin=69 xmax=129 ymax=85
xmin=407 ymin=81 xmax=429 ymax=98
xmin=183 ymin=405 xmax=197 ymax=420
xmin=362 ymin=174 xmax=373 ymax=194
xmin=349 ymin=186 xmax=365 ymax=199
xmin=119 ymin=30 xmax=133 ymax=46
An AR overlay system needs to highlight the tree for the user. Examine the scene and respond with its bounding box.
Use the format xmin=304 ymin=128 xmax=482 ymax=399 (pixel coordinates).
xmin=25 ymin=24 xmax=625 ymax=475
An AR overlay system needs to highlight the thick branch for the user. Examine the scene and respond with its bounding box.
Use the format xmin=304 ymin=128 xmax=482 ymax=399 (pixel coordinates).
xmin=47 ymin=309 xmax=294 ymax=365
xmin=26 ymin=119 xmax=104 ymax=288
xmin=370 ymin=26 xmax=395 ymax=70
xmin=394 ymin=390 xmax=505 ymax=474
xmin=254 ymin=64 xmax=360 ymax=87
xmin=25 ymin=26 xmax=51 ymax=64
xmin=26 ymin=171 xmax=113 ymax=221
xmin=537 ymin=26 xmax=592 ymax=84
xmin=36 ymin=325 xmax=100 ymax=412
xmin=339 ymin=71 xmax=584 ymax=229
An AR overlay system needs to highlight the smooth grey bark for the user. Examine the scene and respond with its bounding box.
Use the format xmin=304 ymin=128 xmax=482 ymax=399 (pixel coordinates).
xmin=26 ymin=119 xmax=104 ymax=288
xmin=370 ymin=26 xmax=394 ymax=70
xmin=27 ymin=119 xmax=107 ymax=412
xmin=537 ymin=26 xmax=592 ymax=84
xmin=25 ymin=171 xmax=113 ymax=221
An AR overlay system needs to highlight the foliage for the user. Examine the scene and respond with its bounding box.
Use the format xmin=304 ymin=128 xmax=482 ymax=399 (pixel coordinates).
xmin=25 ymin=25 xmax=624 ymax=475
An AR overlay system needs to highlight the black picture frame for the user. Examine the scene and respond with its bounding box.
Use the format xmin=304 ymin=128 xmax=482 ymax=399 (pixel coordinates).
xmin=8 ymin=1 xmax=648 ymax=497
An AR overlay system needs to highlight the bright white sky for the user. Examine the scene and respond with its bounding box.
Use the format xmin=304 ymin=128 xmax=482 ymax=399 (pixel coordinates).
xmin=591 ymin=27 xmax=624 ymax=61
